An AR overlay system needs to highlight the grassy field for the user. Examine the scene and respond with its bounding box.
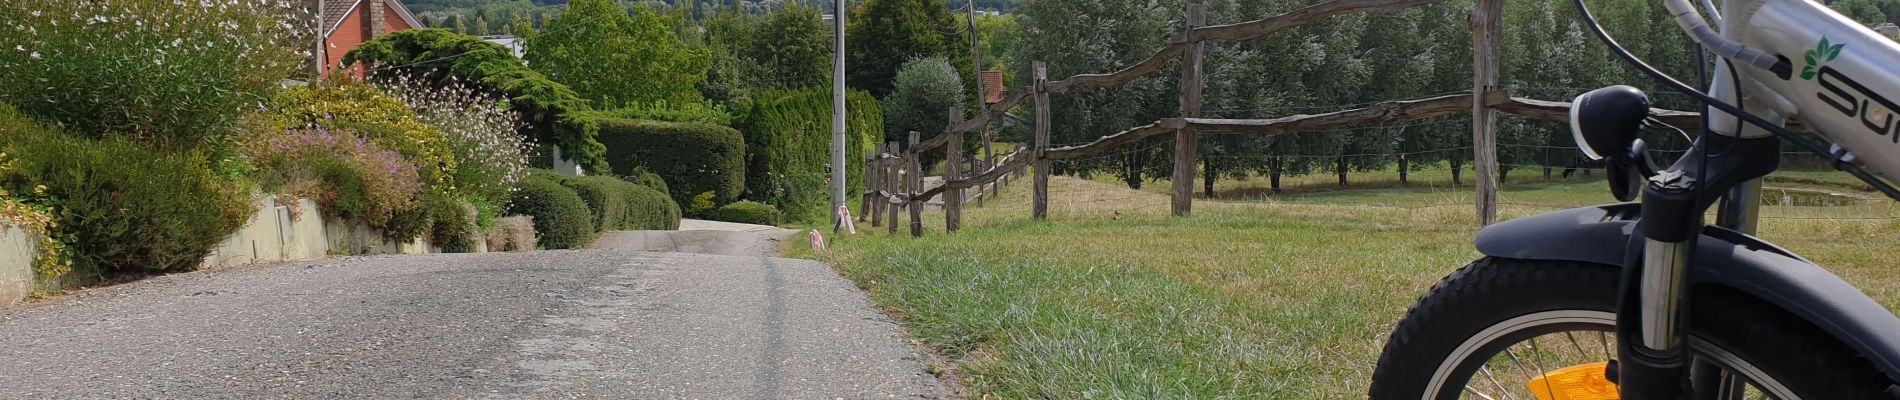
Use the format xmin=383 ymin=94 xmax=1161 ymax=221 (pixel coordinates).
xmin=796 ymin=165 xmax=1900 ymax=398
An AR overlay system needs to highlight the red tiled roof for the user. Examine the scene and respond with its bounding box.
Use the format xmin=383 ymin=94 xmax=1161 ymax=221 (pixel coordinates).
xmin=981 ymin=70 xmax=1006 ymax=104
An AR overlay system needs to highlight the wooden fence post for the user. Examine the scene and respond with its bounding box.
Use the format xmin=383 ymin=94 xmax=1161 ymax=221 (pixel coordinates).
xmin=908 ymin=131 xmax=925 ymax=237
xmin=887 ymin=141 xmax=900 ymax=235
xmin=869 ymin=143 xmax=884 ymax=228
xmin=1171 ymin=4 xmax=1207 ymax=217
xmin=1471 ymin=0 xmax=1502 ymax=226
xmin=861 ymin=147 xmax=875 ymax=223
xmin=946 ymin=108 xmax=964 ymax=233
xmin=1032 ymin=62 xmax=1052 ymax=221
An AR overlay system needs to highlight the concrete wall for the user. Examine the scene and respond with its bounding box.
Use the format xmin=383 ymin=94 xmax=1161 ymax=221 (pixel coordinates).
xmin=201 ymin=196 xmax=466 ymax=270
xmin=0 ymin=223 xmax=34 ymax=307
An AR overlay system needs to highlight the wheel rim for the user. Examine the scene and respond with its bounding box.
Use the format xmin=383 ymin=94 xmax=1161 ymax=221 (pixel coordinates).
xmin=1421 ymin=309 xmax=1799 ymax=400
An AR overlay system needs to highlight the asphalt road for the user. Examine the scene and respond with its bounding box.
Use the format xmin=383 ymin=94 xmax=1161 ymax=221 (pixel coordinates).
xmin=0 ymin=222 xmax=948 ymax=399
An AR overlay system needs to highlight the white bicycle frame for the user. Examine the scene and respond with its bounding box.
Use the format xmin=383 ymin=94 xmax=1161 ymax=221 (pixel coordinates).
xmin=1634 ymin=0 xmax=1900 ymax=383
xmin=1704 ymin=0 xmax=1900 ymax=176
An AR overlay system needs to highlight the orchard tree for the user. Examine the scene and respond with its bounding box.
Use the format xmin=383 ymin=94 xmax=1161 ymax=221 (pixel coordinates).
xmin=526 ymin=0 xmax=711 ymax=105
xmin=1013 ymin=0 xmax=1182 ymax=188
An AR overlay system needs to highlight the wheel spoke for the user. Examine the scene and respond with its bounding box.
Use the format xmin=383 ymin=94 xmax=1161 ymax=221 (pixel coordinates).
xmin=1564 ymin=331 xmax=1593 ymax=360
xmin=1598 ymin=331 xmax=1613 ymax=360
xmin=1478 ymin=365 xmax=1519 ymax=400
xmin=1530 ymin=336 xmax=1556 ymax=399
xmin=1464 ymin=385 xmax=1501 ymax=400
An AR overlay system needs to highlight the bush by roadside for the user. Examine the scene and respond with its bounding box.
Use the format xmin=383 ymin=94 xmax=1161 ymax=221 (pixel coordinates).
xmin=486 ymin=216 xmax=537 ymax=252
xmin=737 ymin=89 xmax=881 ymax=222
xmin=0 ymin=109 xmax=249 ymax=276
xmin=509 ymin=173 xmax=596 ymax=249
xmin=594 ymin=118 xmax=745 ymax=214
xmin=706 ymin=201 xmax=781 ymax=226
xmin=546 ymin=173 xmax=683 ymax=232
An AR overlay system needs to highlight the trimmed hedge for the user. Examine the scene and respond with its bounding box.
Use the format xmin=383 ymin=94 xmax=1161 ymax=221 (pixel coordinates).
xmin=549 ymin=174 xmax=682 ymax=231
xmin=0 ymin=109 xmax=250 ymax=274
xmin=508 ymin=173 xmax=595 ymax=249
xmin=706 ymin=201 xmax=781 ymax=226
xmin=737 ymin=89 xmax=881 ymax=222
xmin=595 ymin=118 xmax=745 ymax=214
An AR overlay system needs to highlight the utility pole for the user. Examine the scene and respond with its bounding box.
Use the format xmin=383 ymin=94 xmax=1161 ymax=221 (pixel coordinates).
xmin=830 ymin=0 xmax=849 ymax=228
xmin=968 ymin=0 xmax=989 ymax=171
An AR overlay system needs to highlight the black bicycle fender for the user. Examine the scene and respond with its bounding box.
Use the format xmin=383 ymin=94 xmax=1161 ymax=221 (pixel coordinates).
xmin=1475 ymin=203 xmax=1900 ymax=382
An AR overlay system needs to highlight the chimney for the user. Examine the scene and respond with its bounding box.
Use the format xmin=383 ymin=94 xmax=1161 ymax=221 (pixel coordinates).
xmin=368 ymin=0 xmax=386 ymax=38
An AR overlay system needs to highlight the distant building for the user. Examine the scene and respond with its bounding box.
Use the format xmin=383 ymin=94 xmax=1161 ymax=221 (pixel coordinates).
xmin=981 ymin=69 xmax=1006 ymax=104
xmin=482 ymin=35 xmax=526 ymax=59
xmin=311 ymin=0 xmax=423 ymax=77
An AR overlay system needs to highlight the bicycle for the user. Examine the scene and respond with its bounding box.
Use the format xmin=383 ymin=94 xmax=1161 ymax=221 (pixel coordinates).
xmin=1367 ymin=0 xmax=1900 ymax=398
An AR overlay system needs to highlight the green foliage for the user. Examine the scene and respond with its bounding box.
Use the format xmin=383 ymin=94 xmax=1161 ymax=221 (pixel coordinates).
xmin=0 ymin=122 xmax=249 ymax=274
xmin=882 ymin=56 xmax=968 ymax=145
xmin=546 ymin=173 xmax=682 ymax=232
xmin=426 ymin=194 xmax=483 ymax=253
xmin=751 ymin=3 xmax=833 ymax=88
xmin=378 ymin=78 xmax=534 ymax=207
xmin=0 ymin=0 xmax=309 ymax=148
xmin=594 ymin=118 xmax=746 ymax=212
xmin=706 ymin=200 xmax=781 ymax=226
xmin=845 ymin=0 xmax=968 ymax=96
xmin=527 ymin=0 xmax=711 ymax=105
xmin=273 ymin=83 xmax=459 ymax=187
xmin=508 ymin=172 xmax=595 ymax=249
xmin=621 ymin=179 xmax=682 ymax=231
xmin=578 ymin=101 xmax=736 ymax=125
xmin=553 ymin=175 xmax=630 ymax=231
xmin=245 ymin=128 xmax=427 ymax=238
xmin=690 ymin=191 xmax=719 ymax=216
xmin=343 ymin=29 xmax=608 ymax=173
xmin=736 ymin=89 xmax=882 ymax=222
xmin=625 ymin=166 xmax=672 ymax=197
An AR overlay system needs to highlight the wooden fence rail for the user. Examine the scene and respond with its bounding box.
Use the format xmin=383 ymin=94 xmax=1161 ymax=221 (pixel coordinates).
xmin=857 ymin=0 xmax=1716 ymax=238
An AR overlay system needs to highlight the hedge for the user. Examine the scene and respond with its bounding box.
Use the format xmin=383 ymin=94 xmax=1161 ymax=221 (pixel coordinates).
xmin=0 ymin=108 xmax=250 ymax=274
xmin=594 ymin=118 xmax=746 ymax=213
xmin=706 ymin=201 xmax=781 ymax=226
xmin=737 ymin=89 xmax=881 ymax=222
xmin=543 ymin=172 xmax=682 ymax=233
xmin=426 ymin=194 xmax=482 ymax=253
xmin=508 ymin=173 xmax=595 ymax=249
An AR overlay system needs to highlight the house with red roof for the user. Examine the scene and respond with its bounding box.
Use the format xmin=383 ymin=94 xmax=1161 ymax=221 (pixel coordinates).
xmin=311 ymin=0 xmax=424 ymax=77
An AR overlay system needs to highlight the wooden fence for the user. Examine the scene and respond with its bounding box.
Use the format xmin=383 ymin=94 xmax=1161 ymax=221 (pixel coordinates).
xmin=862 ymin=0 xmax=1706 ymax=236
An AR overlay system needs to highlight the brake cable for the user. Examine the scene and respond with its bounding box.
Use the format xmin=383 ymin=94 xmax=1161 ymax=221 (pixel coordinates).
xmin=1570 ymin=0 xmax=1900 ymax=201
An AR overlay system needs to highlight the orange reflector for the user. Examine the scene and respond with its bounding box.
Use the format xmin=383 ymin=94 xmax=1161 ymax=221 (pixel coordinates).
xmin=1528 ymin=361 xmax=1618 ymax=400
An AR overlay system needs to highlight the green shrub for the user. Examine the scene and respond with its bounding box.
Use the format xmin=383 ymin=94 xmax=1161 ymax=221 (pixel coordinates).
xmin=0 ymin=0 xmax=308 ymax=148
xmin=244 ymin=128 xmax=424 ymax=238
xmin=707 ymin=201 xmax=781 ymax=226
xmin=626 ymin=166 xmax=671 ymax=197
xmin=737 ymin=89 xmax=881 ymax=222
xmin=553 ymin=175 xmax=630 ymax=232
xmin=549 ymin=173 xmax=682 ymax=232
xmin=595 ymin=118 xmax=745 ymax=212
xmin=578 ymin=100 xmax=736 ymax=125
xmin=273 ymin=83 xmax=458 ymax=187
xmin=344 ymin=29 xmax=609 ymax=174
xmin=0 ymin=116 xmax=249 ymax=274
xmin=426 ymin=194 xmax=481 ymax=253
xmin=508 ymin=173 xmax=595 ymax=249
xmin=621 ymin=182 xmax=682 ymax=230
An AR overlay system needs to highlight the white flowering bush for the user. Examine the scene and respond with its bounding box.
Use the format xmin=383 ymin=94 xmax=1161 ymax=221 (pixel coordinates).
xmin=0 ymin=0 xmax=311 ymax=147
xmin=376 ymin=77 xmax=533 ymax=207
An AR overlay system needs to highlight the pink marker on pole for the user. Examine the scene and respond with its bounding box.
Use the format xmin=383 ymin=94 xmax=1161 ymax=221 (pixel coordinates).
xmin=809 ymin=229 xmax=825 ymax=252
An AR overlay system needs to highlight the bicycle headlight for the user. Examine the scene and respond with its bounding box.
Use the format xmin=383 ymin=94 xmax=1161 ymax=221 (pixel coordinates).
xmin=1569 ymin=85 xmax=1651 ymax=161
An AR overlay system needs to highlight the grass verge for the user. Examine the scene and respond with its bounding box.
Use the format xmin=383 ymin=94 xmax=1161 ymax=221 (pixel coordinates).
xmin=800 ymin=167 xmax=1900 ymax=397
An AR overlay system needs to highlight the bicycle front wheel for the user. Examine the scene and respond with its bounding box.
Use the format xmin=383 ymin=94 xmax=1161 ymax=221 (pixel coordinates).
xmin=1367 ymin=257 xmax=1892 ymax=400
